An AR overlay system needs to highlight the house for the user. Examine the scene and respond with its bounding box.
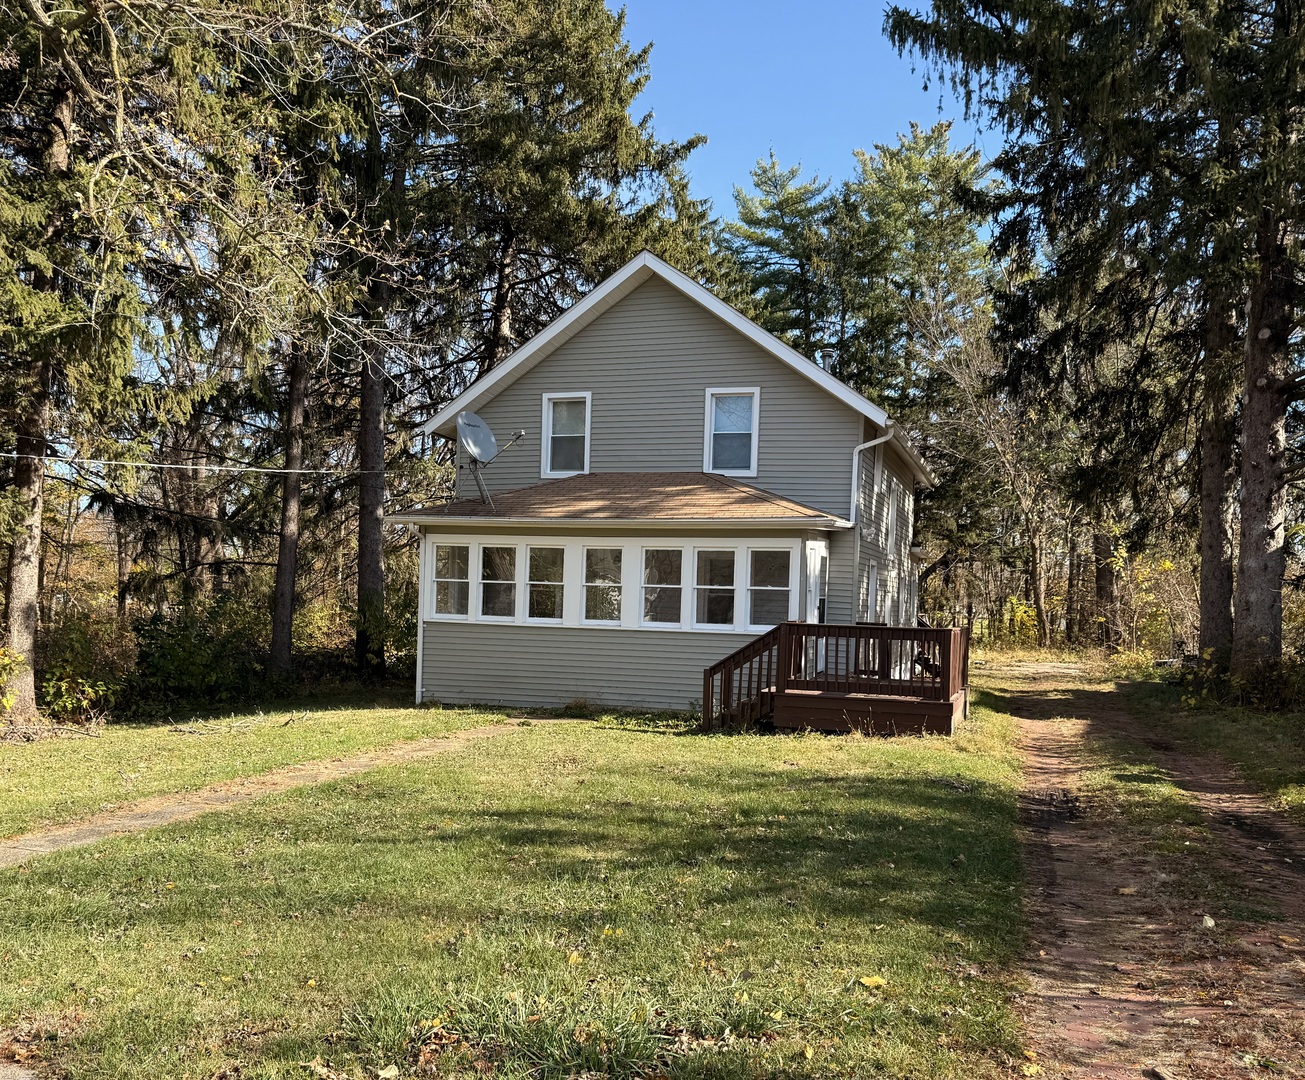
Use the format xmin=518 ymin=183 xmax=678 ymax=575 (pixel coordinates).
xmin=390 ymin=252 xmax=970 ymax=733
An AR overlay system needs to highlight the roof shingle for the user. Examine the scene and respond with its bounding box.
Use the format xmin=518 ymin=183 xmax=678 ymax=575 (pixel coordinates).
xmin=392 ymin=472 xmax=846 ymax=525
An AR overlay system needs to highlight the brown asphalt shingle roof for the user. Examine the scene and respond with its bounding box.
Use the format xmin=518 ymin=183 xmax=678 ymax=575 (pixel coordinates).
xmin=396 ymin=472 xmax=845 ymax=523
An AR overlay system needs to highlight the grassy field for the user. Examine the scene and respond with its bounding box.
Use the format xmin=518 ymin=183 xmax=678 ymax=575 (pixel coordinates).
xmin=1120 ymin=680 xmax=1305 ymax=823
xmin=0 ymin=696 xmax=1025 ymax=1079
xmin=0 ymin=691 xmax=496 ymax=838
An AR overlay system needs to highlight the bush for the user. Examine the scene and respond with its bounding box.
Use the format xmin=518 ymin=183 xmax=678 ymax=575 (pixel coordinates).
xmin=128 ymin=598 xmax=270 ymax=714
xmin=37 ymin=616 xmax=134 ymax=725
xmin=1106 ymin=648 xmax=1157 ymax=682
xmin=0 ymin=646 xmax=21 ymax=716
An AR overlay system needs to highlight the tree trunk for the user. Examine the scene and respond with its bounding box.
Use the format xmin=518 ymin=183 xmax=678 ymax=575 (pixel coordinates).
xmin=1066 ymin=527 xmax=1079 ymax=646
xmin=355 ymin=338 xmax=387 ymax=675
xmin=1094 ymin=531 xmax=1121 ymax=651
xmin=269 ymin=345 xmax=308 ymax=678
xmin=486 ymin=234 xmax=517 ymax=371
xmin=3 ymin=356 xmax=52 ymax=722
xmin=1197 ymin=296 xmax=1239 ymax=668
xmin=1232 ymin=213 xmax=1292 ymax=677
xmin=1028 ymin=533 xmax=1051 ymax=647
xmin=3 ymin=84 xmax=74 ymax=721
xmin=112 ymin=501 xmax=134 ymax=623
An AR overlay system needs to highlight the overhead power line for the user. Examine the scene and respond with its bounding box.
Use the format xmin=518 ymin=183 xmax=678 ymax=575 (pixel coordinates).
xmin=0 ymin=450 xmax=379 ymax=477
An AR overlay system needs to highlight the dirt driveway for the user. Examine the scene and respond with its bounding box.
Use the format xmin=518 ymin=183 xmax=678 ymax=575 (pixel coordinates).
xmin=999 ymin=660 xmax=1305 ymax=1078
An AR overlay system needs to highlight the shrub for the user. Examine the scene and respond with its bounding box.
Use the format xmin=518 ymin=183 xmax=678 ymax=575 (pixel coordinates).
xmin=0 ymin=646 xmax=21 ymax=716
xmin=1106 ymin=648 xmax=1157 ymax=682
xmin=37 ymin=616 xmax=133 ymax=724
xmin=128 ymin=597 xmax=269 ymax=713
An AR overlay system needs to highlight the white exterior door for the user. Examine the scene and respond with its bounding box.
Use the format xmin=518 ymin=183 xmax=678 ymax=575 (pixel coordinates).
xmin=804 ymin=539 xmax=829 ymax=622
xmin=860 ymin=562 xmax=878 ymax=622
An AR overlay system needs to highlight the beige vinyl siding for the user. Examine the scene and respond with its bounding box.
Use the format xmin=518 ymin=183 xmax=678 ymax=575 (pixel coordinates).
xmin=421 ymin=622 xmax=753 ymax=711
xmin=457 ymin=277 xmax=863 ymax=517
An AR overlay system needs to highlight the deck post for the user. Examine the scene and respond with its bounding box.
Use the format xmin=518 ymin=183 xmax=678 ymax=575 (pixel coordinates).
xmin=776 ymin=622 xmax=791 ymax=695
xmin=940 ymin=630 xmax=954 ymax=700
xmin=703 ymin=669 xmax=714 ymax=730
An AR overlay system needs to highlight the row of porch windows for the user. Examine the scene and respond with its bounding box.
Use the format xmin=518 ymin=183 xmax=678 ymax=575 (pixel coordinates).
xmin=432 ymin=543 xmax=791 ymax=628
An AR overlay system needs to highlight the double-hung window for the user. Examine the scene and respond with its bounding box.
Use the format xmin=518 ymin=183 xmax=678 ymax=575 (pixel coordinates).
xmin=695 ymin=550 xmax=736 ymax=626
xmin=704 ymin=389 xmax=759 ymax=476
xmin=433 ymin=544 xmax=469 ymax=616
xmin=642 ymin=549 xmax=682 ymax=625
xmin=583 ymin=547 xmax=622 ymax=623
xmin=748 ymin=550 xmax=791 ymax=627
xmin=480 ymin=545 xmax=517 ymax=619
xmin=542 ymin=393 xmax=590 ymax=477
xmin=527 ymin=546 xmax=565 ymax=621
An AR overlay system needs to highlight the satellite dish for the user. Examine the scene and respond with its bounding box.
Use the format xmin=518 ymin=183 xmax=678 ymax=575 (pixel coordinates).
xmin=456 ymin=411 xmax=499 ymax=464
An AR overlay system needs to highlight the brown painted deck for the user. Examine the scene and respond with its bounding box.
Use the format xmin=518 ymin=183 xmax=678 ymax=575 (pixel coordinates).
xmin=702 ymin=622 xmax=970 ymax=735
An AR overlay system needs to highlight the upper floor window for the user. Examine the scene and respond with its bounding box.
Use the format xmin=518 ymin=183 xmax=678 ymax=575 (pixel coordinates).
xmin=704 ymin=388 xmax=759 ymax=477
xmin=542 ymin=393 xmax=590 ymax=477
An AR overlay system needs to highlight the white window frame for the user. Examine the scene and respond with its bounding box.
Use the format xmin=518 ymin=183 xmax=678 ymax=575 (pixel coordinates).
xmin=428 ymin=541 xmax=472 ymax=621
xmin=703 ymin=387 xmax=760 ymax=478
xmin=639 ymin=546 xmax=686 ymax=628
xmin=745 ymin=547 xmax=797 ymax=632
xmin=541 ymin=392 xmax=591 ymax=478
xmin=692 ymin=546 xmax=739 ymax=630
xmin=525 ymin=544 xmax=566 ymax=624
xmin=476 ymin=543 xmax=519 ymax=622
xmin=581 ymin=545 xmax=624 ymax=625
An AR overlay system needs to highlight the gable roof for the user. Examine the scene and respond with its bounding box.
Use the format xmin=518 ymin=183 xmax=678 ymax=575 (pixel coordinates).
xmin=422 ymin=251 xmax=933 ymax=485
xmin=387 ymin=471 xmax=851 ymax=528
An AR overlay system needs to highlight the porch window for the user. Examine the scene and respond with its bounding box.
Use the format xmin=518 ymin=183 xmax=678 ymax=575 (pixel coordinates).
xmin=704 ymin=389 xmax=759 ymax=476
xmin=480 ymin=545 xmax=517 ymax=618
xmin=748 ymin=550 xmax=791 ymax=627
xmin=527 ymin=546 xmax=565 ymax=621
xmin=695 ymin=549 xmax=735 ymax=626
xmin=543 ymin=393 xmax=590 ymax=477
xmin=642 ymin=549 xmax=682 ymax=624
xmin=433 ymin=544 xmax=469 ymax=616
xmin=584 ymin=547 xmax=622 ymax=622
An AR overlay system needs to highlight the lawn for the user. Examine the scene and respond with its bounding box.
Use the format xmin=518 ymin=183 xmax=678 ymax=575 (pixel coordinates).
xmin=0 ymin=696 xmax=1025 ymax=1079
xmin=1120 ymin=680 xmax=1305 ymax=823
xmin=0 ymin=691 xmax=496 ymax=838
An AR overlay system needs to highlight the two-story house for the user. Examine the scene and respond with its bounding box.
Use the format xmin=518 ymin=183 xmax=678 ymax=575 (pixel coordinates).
xmin=391 ymin=252 xmax=969 ymax=732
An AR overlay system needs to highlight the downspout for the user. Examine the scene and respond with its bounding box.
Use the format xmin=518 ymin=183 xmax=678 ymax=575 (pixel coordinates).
xmin=849 ymin=421 xmax=895 ymax=622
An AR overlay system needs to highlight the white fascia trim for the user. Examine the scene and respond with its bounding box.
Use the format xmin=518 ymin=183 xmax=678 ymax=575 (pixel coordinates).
xmin=540 ymin=391 xmax=591 ymax=478
xmin=385 ymin=514 xmax=852 ymax=530
xmin=703 ymin=386 xmax=761 ymax=478
xmin=419 ymin=253 xmax=940 ymax=482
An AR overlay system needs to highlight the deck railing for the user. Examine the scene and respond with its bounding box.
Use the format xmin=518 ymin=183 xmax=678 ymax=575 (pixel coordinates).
xmin=703 ymin=622 xmax=970 ymax=731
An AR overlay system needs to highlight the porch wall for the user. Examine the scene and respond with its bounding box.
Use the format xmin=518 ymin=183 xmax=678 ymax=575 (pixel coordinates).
xmin=421 ymin=621 xmax=755 ymax=712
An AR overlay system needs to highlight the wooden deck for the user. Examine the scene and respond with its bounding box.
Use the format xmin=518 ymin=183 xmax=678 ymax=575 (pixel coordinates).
xmin=702 ymin=622 xmax=970 ymax=735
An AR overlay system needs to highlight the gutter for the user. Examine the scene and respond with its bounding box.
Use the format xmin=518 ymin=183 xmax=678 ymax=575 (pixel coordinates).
xmin=849 ymin=421 xmax=895 ymax=524
xmin=385 ymin=514 xmax=853 ymax=530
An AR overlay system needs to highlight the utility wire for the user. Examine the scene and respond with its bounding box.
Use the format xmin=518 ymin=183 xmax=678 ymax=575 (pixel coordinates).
xmin=0 ymin=450 xmax=381 ymax=476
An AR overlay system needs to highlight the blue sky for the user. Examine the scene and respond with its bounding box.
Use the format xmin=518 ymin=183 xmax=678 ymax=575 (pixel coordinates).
xmin=616 ymin=0 xmax=992 ymax=219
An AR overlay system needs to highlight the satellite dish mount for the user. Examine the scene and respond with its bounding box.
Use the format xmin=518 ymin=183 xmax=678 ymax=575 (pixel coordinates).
xmin=455 ymin=411 xmax=523 ymax=508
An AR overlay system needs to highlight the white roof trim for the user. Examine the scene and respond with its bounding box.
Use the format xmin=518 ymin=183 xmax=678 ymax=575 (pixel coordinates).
xmin=421 ymin=250 xmax=934 ymax=485
xmin=386 ymin=513 xmax=853 ymax=530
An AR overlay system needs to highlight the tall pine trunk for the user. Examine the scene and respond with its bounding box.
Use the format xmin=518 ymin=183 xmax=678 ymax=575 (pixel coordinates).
xmin=4 ymin=83 xmax=74 ymax=721
xmin=269 ymin=345 xmax=308 ymax=677
xmin=4 ymin=355 xmax=52 ymax=722
xmin=1197 ymin=296 xmax=1239 ymax=667
xmin=354 ymin=339 xmax=387 ymax=675
xmin=1231 ymin=213 xmax=1292 ymax=677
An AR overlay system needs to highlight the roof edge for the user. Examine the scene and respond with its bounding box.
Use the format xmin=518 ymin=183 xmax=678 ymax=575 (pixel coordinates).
xmin=386 ymin=513 xmax=852 ymax=529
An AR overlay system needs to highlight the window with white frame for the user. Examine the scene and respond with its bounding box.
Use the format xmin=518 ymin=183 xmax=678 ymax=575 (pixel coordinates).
xmin=542 ymin=393 xmax=590 ymax=477
xmin=704 ymin=389 xmax=759 ymax=476
xmin=433 ymin=544 xmax=469 ymax=616
xmin=748 ymin=550 xmax=791 ymax=627
xmin=583 ymin=547 xmax=622 ymax=622
xmin=695 ymin=549 xmax=736 ymax=625
xmin=480 ymin=545 xmax=517 ymax=618
xmin=642 ymin=549 xmax=682 ymax=624
xmin=526 ymin=546 xmax=565 ymax=621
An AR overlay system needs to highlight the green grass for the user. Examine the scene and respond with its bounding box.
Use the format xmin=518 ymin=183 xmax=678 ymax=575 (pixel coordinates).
xmin=0 ymin=701 xmax=1025 ymax=1079
xmin=0 ymin=691 xmax=497 ymax=838
xmin=1120 ymin=679 xmax=1305 ymax=823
